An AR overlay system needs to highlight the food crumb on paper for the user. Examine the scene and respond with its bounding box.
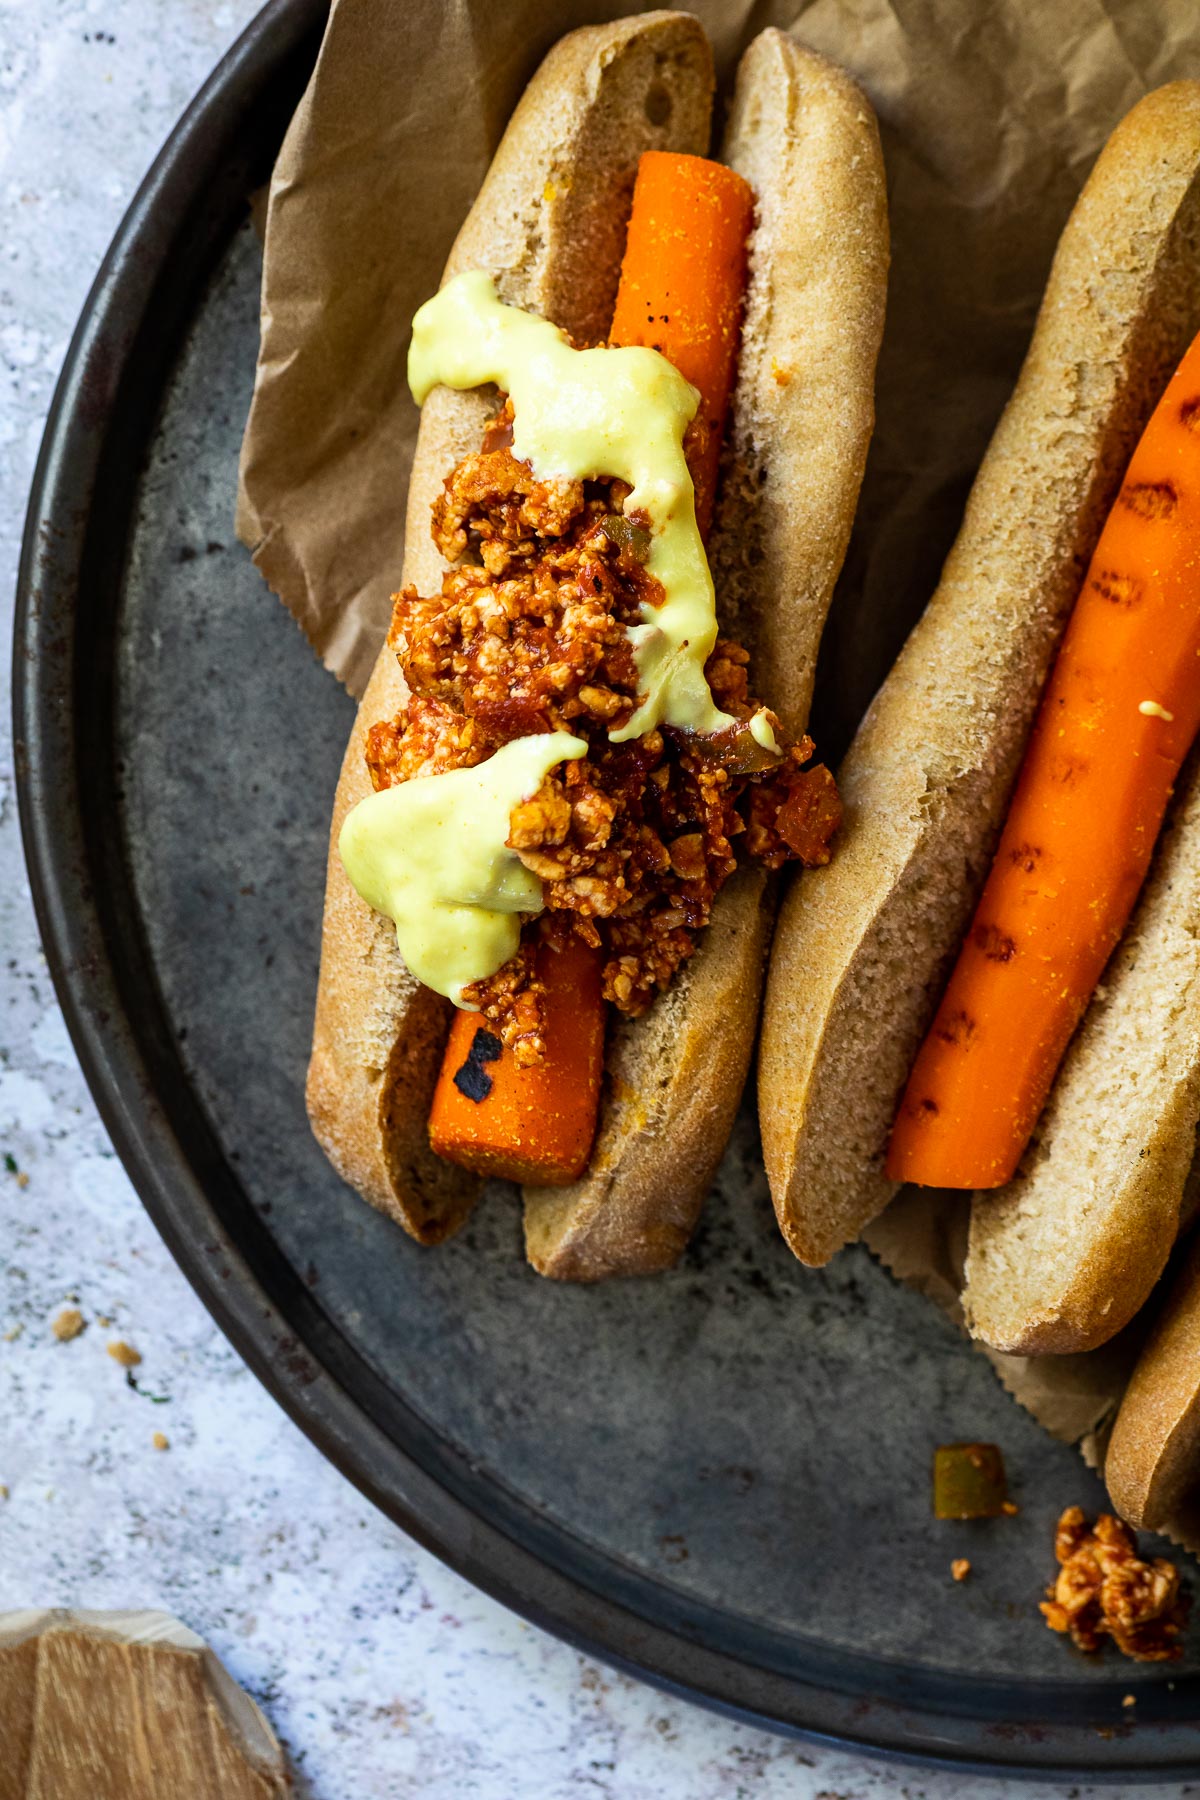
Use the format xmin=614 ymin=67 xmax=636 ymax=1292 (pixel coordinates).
xmin=107 ymin=1340 xmax=142 ymax=1368
xmin=4 ymin=1324 xmax=23 ymax=1343
xmin=52 ymin=1308 xmax=85 ymax=1343
xmin=152 ymin=1432 xmax=170 ymax=1452
xmin=951 ymin=1558 xmax=971 ymax=1582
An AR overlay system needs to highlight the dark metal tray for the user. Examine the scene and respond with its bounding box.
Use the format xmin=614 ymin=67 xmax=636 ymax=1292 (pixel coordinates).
xmin=14 ymin=0 xmax=1200 ymax=1776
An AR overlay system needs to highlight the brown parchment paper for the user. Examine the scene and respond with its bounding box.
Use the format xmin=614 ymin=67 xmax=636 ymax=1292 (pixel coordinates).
xmin=862 ymin=1193 xmax=1158 ymax=1471
xmin=235 ymin=0 xmax=1200 ymax=1472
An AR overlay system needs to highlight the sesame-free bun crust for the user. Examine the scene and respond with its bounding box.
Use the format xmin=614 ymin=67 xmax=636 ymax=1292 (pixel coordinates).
xmin=308 ymin=18 xmax=888 ymax=1274
xmin=1106 ymin=1231 xmax=1200 ymax=1535
xmin=758 ymin=82 xmax=1200 ymax=1269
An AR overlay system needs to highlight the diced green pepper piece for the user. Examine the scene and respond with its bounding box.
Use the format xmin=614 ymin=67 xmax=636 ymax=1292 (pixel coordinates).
xmin=597 ymin=514 xmax=651 ymax=563
xmin=933 ymin=1442 xmax=1009 ymax=1519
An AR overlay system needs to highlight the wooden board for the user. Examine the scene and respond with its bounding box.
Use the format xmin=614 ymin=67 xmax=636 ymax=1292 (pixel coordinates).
xmin=0 ymin=1610 xmax=288 ymax=1800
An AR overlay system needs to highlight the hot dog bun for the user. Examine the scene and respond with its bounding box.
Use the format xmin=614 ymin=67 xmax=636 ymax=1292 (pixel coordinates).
xmin=307 ymin=11 xmax=715 ymax=1244
xmin=308 ymin=16 xmax=889 ymax=1273
xmin=524 ymin=29 xmax=888 ymax=1279
xmin=1106 ymin=1231 xmax=1200 ymax=1535
xmin=758 ymin=82 xmax=1200 ymax=1268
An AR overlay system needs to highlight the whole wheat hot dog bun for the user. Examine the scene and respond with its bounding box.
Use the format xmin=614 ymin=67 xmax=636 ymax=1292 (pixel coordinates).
xmin=306 ymin=11 xmax=715 ymax=1245
xmin=524 ymin=30 xmax=888 ymax=1279
xmin=308 ymin=16 xmax=888 ymax=1272
xmin=758 ymin=82 xmax=1200 ymax=1269
xmin=1105 ymin=1231 xmax=1200 ymax=1535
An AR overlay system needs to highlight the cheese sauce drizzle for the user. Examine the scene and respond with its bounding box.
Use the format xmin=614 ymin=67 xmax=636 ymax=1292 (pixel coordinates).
xmin=340 ymin=733 xmax=586 ymax=1004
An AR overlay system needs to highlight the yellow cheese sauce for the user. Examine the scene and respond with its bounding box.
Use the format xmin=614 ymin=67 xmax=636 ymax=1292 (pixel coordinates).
xmin=339 ymin=733 xmax=586 ymax=1004
xmin=749 ymin=710 xmax=778 ymax=752
xmin=410 ymin=269 xmax=731 ymax=740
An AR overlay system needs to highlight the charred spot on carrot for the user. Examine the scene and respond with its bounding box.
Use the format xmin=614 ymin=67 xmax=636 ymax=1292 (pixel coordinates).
xmin=972 ymin=924 xmax=1017 ymax=963
xmin=935 ymin=1009 xmax=977 ymax=1046
xmin=453 ymin=1029 xmax=503 ymax=1102
xmin=1119 ymin=481 xmax=1178 ymax=521
xmin=1090 ymin=570 xmax=1143 ymax=608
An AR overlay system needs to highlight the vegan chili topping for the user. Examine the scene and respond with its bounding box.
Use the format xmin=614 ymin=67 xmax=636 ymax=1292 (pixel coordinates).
xmin=366 ymin=399 xmax=841 ymax=1065
xmin=1041 ymin=1506 xmax=1188 ymax=1662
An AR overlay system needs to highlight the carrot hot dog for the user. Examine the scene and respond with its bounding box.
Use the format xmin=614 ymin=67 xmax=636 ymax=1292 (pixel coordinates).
xmin=889 ymin=328 xmax=1200 ymax=1193
xmin=426 ymin=151 xmax=755 ymax=1188
xmin=758 ymin=80 xmax=1200 ymax=1360
xmin=306 ymin=15 xmax=888 ymax=1277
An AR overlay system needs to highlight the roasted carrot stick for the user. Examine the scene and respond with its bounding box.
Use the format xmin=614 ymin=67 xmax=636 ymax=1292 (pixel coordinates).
xmin=610 ymin=150 xmax=754 ymax=536
xmin=888 ymin=329 xmax=1200 ymax=1190
xmin=427 ymin=152 xmax=753 ymax=1185
xmin=429 ymin=935 xmax=606 ymax=1183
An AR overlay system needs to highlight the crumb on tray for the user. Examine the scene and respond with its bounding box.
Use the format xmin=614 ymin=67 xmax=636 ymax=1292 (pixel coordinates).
xmin=51 ymin=1309 xmax=85 ymax=1343
xmin=933 ymin=1442 xmax=1011 ymax=1518
xmin=107 ymin=1340 xmax=142 ymax=1368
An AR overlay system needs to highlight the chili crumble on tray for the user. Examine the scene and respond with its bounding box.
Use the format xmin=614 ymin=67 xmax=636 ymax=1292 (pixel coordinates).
xmin=1041 ymin=1506 xmax=1188 ymax=1662
xmin=366 ymin=400 xmax=841 ymax=1065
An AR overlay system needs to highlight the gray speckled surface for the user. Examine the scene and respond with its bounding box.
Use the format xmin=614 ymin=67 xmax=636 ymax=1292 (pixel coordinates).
xmin=2 ymin=4 xmax=1198 ymax=1797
